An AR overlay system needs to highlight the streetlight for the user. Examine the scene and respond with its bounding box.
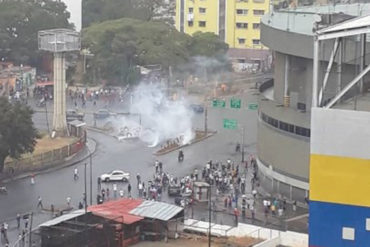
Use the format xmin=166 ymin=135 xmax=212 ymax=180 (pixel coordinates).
xmin=86 ymin=146 xmax=93 ymax=206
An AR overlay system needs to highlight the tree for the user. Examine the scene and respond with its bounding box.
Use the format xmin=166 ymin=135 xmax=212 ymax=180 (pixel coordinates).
xmin=82 ymin=0 xmax=175 ymax=28
xmin=0 ymin=97 xmax=38 ymax=173
xmin=0 ymin=0 xmax=72 ymax=66
xmin=83 ymin=18 xmax=191 ymax=84
xmin=188 ymin=32 xmax=229 ymax=57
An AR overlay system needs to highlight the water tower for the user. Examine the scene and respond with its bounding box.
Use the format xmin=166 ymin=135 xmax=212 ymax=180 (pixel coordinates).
xmin=38 ymin=29 xmax=80 ymax=136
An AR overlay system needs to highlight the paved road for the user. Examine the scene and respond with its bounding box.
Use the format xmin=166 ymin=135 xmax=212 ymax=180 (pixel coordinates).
xmin=1 ymin=86 xmax=262 ymax=246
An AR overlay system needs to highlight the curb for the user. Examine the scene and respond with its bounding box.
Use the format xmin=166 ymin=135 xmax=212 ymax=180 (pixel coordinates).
xmin=0 ymin=138 xmax=97 ymax=184
xmin=155 ymin=131 xmax=217 ymax=156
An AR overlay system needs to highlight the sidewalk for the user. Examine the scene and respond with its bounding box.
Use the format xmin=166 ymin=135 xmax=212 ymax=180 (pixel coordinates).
xmin=0 ymin=138 xmax=96 ymax=184
xmin=0 ymin=139 xmax=97 ymax=247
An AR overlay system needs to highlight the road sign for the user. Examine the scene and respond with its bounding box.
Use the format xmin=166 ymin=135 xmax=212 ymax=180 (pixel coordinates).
xmin=230 ymin=98 xmax=241 ymax=109
xmin=248 ymin=103 xmax=258 ymax=110
xmin=223 ymin=118 xmax=237 ymax=129
xmin=213 ymin=99 xmax=226 ymax=108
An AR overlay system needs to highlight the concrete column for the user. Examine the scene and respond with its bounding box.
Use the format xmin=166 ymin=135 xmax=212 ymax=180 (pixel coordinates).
xmin=284 ymin=55 xmax=290 ymax=107
xmin=53 ymin=52 xmax=67 ymax=136
xmin=360 ymin=34 xmax=366 ymax=94
xmin=312 ymin=37 xmax=320 ymax=108
xmin=337 ymin=39 xmax=342 ymax=95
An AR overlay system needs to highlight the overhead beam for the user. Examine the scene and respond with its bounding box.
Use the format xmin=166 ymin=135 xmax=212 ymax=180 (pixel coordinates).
xmin=319 ymin=38 xmax=340 ymax=106
xmin=325 ymin=63 xmax=370 ymax=109
xmin=360 ymin=33 xmax=366 ymax=93
xmin=312 ymin=36 xmax=320 ymax=108
xmin=318 ymin=26 xmax=370 ymax=40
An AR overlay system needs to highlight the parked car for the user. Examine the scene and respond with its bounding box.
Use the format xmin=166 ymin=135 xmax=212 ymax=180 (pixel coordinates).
xmin=190 ymin=104 xmax=204 ymax=113
xmin=66 ymin=109 xmax=84 ymax=122
xmin=100 ymin=170 xmax=130 ymax=182
xmin=94 ymin=109 xmax=115 ymax=119
xmin=168 ymin=184 xmax=181 ymax=196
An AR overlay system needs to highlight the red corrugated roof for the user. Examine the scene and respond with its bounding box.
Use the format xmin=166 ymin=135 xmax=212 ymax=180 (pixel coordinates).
xmin=88 ymin=198 xmax=144 ymax=225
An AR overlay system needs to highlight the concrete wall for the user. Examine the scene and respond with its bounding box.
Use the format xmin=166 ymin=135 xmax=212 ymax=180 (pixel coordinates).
xmin=254 ymin=237 xmax=280 ymax=247
xmin=257 ymin=99 xmax=310 ymax=181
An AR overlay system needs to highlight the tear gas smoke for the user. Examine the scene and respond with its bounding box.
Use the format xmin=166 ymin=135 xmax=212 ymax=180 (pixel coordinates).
xmin=119 ymin=83 xmax=195 ymax=147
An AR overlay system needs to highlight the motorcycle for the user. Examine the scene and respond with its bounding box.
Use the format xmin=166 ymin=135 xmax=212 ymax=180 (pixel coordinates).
xmin=178 ymin=150 xmax=184 ymax=162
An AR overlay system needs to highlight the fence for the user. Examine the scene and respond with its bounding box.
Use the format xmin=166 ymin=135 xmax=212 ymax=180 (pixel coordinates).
xmin=3 ymin=132 xmax=86 ymax=178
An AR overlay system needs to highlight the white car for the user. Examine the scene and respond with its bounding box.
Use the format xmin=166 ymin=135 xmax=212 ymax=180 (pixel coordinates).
xmin=100 ymin=170 xmax=130 ymax=182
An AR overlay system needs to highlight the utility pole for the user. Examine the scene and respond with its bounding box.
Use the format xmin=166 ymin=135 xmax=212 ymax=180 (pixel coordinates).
xmin=208 ymin=183 xmax=211 ymax=247
xmin=28 ymin=212 xmax=33 ymax=247
xmin=84 ymin=163 xmax=87 ymax=213
xmin=168 ymin=66 xmax=172 ymax=97
xmin=89 ymin=151 xmax=93 ymax=206
xmin=204 ymin=105 xmax=208 ymax=135
xmin=241 ymin=127 xmax=245 ymax=163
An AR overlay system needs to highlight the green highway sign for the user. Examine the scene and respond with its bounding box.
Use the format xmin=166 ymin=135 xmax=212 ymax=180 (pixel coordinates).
xmin=230 ymin=98 xmax=241 ymax=109
xmin=248 ymin=103 xmax=258 ymax=110
xmin=223 ymin=118 xmax=237 ymax=129
xmin=212 ymin=99 xmax=226 ymax=108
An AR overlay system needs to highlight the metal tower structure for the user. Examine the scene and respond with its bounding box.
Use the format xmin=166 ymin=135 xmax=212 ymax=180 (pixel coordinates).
xmin=38 ymin=29 xmax=80 ymax=136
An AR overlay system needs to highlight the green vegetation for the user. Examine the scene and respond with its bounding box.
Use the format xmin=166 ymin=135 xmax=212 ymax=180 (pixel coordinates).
xmin=0 ymin=97 xmax=39 ymax=173
xmin=82 ymin=0 xmax=173 ymax=27
xmin=83 ymin=19 xmax=230 ymax=85
xmin=0 ymin=0 xmax=72 ymax=66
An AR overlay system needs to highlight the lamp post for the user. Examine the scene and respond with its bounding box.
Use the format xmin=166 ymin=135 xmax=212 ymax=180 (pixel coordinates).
xmin=87 ymin=146 xmax=93 ymax=206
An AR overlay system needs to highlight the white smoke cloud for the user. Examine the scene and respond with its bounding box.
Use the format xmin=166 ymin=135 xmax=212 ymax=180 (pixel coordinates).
xmin=125 ymin=83 xmax=195 ymax=147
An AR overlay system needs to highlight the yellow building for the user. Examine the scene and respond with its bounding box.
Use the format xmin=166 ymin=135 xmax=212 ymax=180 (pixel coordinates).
xmin=176 ymin=0 xmax=270 ymax=70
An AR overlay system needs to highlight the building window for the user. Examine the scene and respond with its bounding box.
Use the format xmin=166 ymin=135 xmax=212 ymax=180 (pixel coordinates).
xmin=199 ymin=21 xmax=206 ymax=27
xmin=253 ymin=0 xmax=265 ymax=2
xmin=253 ymin=9 xmax=265 ymax=15
xmin=253 ymin=23 xmax=260 ymax=29
xmin=236 ymin=22 xmax=248 ymax=29
xmin=260 ymin=112 xmax=310 ymax=138
xmin=199 ymin=7 xmax=206 ymax=14
xmin=237 ymin=0 xmax=248 ymax=2
xmin=252 ymin=39 xmax=260 ymax=45
xmin=238 ymin=38 xmax=246 ymax=44
xmin=188 ymin=7 xmax=193 ymax=13
xmin=188 ymin=21 xmax=193 ymax=27
xmin=236 ymin=9 xmax=248 ymax=15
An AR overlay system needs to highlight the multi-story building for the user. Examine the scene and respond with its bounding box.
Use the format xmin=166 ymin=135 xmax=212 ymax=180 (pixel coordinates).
xmin=175 ymin=0 xmax=271 ymax=71
xmin=258 ymin=1 xmax=370 ymax=201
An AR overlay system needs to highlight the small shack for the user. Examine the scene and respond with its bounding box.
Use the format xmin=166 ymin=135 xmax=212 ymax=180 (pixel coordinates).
xmin=39 ymin=209 xmax=118 ymax=247
xmin=129 ymin=200 xmax=184 ymax=240
xmin=38 ymin=199 xmax=184 ymax=247
xmin=88 ymin=199 xmax=144 ymax=247
xmin=67 ymin=120 xmax=86 ymax=138
xmin=193 ymin=181 xmax=210 ymax=202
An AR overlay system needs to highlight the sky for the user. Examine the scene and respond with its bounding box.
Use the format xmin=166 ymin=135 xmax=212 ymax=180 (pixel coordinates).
xmin=63 ymin=0 xmax=82 ymax=31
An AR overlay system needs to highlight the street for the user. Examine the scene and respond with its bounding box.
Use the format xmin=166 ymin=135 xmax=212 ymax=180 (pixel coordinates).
xmin=0 ymin=86 xmax=262 ymax=246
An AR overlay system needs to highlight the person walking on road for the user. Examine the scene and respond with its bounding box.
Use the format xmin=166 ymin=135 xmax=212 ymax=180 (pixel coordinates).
xmin=74 ymin=168 xmax=79 ymax=180
xmin=16 ymin=213 xmax=21 ymax=229
xmin=97 ymin=177 xmax=101 ymax=191
xmin=66 ymin=197 xmax=71 ymax=208
xmin=31 ymin=174 xmax=35 ymax=185
xmin=113 ymin=184 xmax=117 ymax=198
xmin=128 ymin=183 xmax=132 ymax=197
xmin=37 ymin=196 xmax=43 ymax=209
xmin=106 ymin=188 xmax=110 ymax=201
xmin=233 ymin=208 xmax=239 ymax=227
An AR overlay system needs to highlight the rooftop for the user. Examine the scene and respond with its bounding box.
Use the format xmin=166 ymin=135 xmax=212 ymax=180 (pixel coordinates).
xmin=88 ymin=198 xmax=144 ymax=225
xmin=129 ymin=200 xmax=183 ymax=221
xmin=261 ymin=3 xmax=370 ymax=36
